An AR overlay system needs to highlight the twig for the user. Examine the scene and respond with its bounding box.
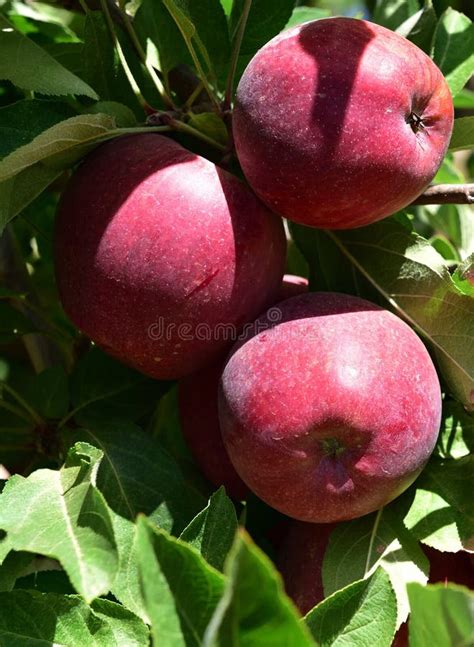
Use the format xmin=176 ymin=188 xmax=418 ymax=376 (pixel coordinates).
xmin=411 ymin=183 xmax=474 ymax=205
xmin=184 ymin=81 xmax=206 ymax=111
xmin=157 ymin=115 xmax=227 ymax=152
xmin=224 ymin=0 xmax=252 ymax=110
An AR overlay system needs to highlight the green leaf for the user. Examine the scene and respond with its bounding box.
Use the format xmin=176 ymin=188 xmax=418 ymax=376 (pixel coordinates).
xmin=134 ymin=0 xmax=192 ymax=91
xmin=70 ymin=422 xmax=205 ymax=535
xmin=431 ymin=9 xmax=474 ymax=98
xmin=203 ymin=529 xmax=315 ymax=647
xmin=404 ymin=455 xmax=474 ymax=552
xmin=0 ymin=287 xmax=25 ymax=299
xmin=449 ymin=116 xmax=474 ymax=151
xmin=419 ymin=203 xmax=474 ymax=261
xmin=90 ymin=598 xmax=150 ymax=647
xmin=396 ymin=0 xmax=437 ymax=53
xmin=82 ymin=11 xmax=117 ymax=101
xmin=43 ymin=41 xmax=85 ymax=77
xmin=0 ymin=443 xmax=118 ymax=602
xmin=291 ymin=217 xmax=474 ymax=411
xmin=0 ymin=113 xmax=117 ymax=183
xmin=26 ymin=366 xmax=69 ymax=419
xmin=285 ymin=7 xmax=331 ymax=30
xmin=68 ymin=346 xmax=169 ymax=425
xmin=0 ymin=99 xmax=76 ymax=161
xmin=8 ymin=0 xmax=84 ymax=42
xmin=229 ymin=0 xmax=296 ymax=83
xmin=0 ymin=529 xmax=12 ymax=567
xmin=152 ymin=385 xmax=192 ymax=462
xmin=435 ymin=400 xmax=474 ymax=459
xmin=14 ymin=568 xmax=75 ymax=596
xmin=452 ymin=254 xmax=474 ymax=296
xmin=180 ymin=487 xmax=239 ymax=571
xmin=407 ymin=582 xmax=474 ymax=647
xmin=68 ymin=422 xmax=205 ymax=622
xmin=86 ymin=101 xmax=137 ymax=128
xmin=0 ymin=163 xmax=61 ymax=234
xmin=163 ymin=0 xmax=230 ymax=87
xmin=81 ymin=12 xmax=140 ymax=110
xmin=0 ymin=15 xmax=98 ymax=99
xmin=322 ymin=503 xmax=429 ymax=625
xmin=433 ymin=155 xmax=465 ymax=184
xmin=0 ymin=590 xmax=149 ymax=646
xmin=0 ymin=303 xmax=37 ymax=337
xmin=220 ymin=0 xmax=232 ymax=16
xmin=288 ymin=220 xmax=382 ymax=298
xmin=188 ymin=112 xmax=228 ymax=146
xmin=0 ymin=551 xmax=33 ymax=592
xmin=0 ymin=422 xmax=35 ymax=479
xmin=429 ymin=235 xmax=459 ymax=261
xmin=373 ymin=0 xmax=420 ymax=31
xmin=453 ymin=88 xmax=474 ymax=109
xmin=306 ymin=569 xmax=397 ymax=647
xmin=137 ymin=516 xmax=225 ymax=647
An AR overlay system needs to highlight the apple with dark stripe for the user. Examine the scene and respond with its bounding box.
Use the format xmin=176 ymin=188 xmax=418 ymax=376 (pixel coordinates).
xmin=233 ymin=18 xmax=453 ymax=229
xmin=54 ymin=134 xmax=286 ymax=379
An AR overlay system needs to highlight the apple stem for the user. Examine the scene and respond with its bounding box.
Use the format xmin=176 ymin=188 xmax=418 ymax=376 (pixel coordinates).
xmin=224 ymin=0 xmax=253 ymax=111
xmin=164 ymin=117 xmax=228 ymax=152
xmin=410 ymin=183 xmax=474 ymax=205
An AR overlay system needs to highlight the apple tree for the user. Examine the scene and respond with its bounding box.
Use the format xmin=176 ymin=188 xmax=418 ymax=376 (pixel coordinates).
xmin=0 ymin=1 xmax=473 ymax=646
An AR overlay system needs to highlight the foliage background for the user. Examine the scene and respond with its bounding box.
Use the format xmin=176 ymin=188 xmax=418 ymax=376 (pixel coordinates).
xmin=0 ymin=0 xmax=473 ymax=645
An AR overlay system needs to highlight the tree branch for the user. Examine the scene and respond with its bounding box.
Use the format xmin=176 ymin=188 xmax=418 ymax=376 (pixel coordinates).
xmin=410 ymin=183 xmax=474 ymax=205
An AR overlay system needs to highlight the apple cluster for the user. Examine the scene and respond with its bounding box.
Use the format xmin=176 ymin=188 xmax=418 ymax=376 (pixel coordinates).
xmin=54 ymin=16 xmax=455 ymax=619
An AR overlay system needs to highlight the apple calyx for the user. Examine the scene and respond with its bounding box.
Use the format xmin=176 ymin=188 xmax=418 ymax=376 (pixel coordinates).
xmin=321 ymin=437 xmax=346 ymax=458
xmin=407 ymin=110 xmax=426 ymax=134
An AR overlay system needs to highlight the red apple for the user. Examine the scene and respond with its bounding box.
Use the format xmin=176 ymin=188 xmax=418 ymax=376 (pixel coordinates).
xmin=178 ymin=357 xmax=248 ymax=499
xmin=219 ymin=292 xmax=442 ymax=522
xmin=178 ymin=275 xmax=308 ymax=498
xmin=278 ymin=521 xmax=335 ymax=615
xmin=54 ymin=134 xmax=286 ymax=380
xmin=424 ymin=546 xmax=474 ymax=589
xmin=233 ymin=17 xmax=454 ymax=229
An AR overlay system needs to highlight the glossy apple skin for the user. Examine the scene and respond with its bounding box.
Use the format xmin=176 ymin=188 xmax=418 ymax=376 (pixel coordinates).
xmin=424 ymin=546 xmax=474 ymax=589
xmin=233 ymin=17 xmax=454 ymax=229
xmin=278 ymin=521 xmax=335 ymax=615
xmin=54 ymin=134 xmax=286 ymax=380
xmin=178 ymin=275 xmax=308 ymax=498
xmin=178 ymin=358 xmax=248 ymax=499
xmin=219 ymin=292 xmax=442 ymax=522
